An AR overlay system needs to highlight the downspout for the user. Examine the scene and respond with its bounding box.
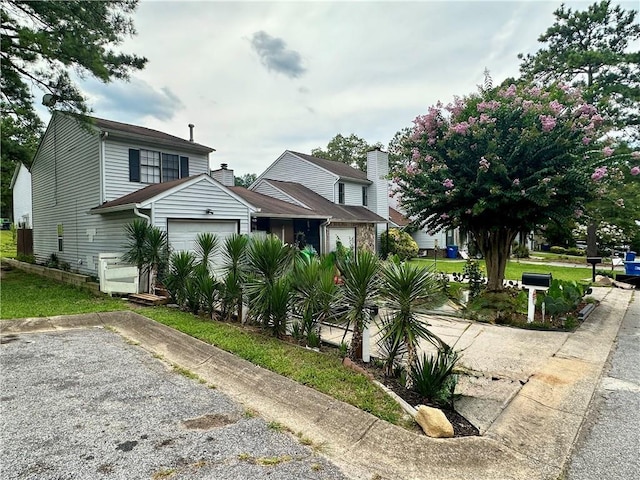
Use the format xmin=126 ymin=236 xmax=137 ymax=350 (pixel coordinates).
xmin=133 ymin=207 xmax=150 ymax=224
xmin=99 ymin=131 xmax=108 ymax=203
xmin=320 ymin=217 xmax=332 ymax=254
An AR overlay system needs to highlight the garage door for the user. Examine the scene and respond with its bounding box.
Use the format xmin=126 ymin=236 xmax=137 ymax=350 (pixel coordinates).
xmin=328 ymin=227 xmax=356 ymax=253
xmin=168 ymin=220 xmax=238 ymax=274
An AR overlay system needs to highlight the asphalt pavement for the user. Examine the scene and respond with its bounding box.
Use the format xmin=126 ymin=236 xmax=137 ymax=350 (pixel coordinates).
xmin=0 ymin=328 xmax=348 ymax=480
xmin=565 ymin=291 xmax=640 ymax=480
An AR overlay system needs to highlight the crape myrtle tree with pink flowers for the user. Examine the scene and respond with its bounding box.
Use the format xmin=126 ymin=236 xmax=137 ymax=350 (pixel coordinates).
xmin=391 ymin=80 xmax=639 ymax=292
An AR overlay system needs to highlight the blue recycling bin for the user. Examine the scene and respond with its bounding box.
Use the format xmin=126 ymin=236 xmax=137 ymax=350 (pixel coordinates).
xmin=446 ymin=245 xmax=458 ymax=259
xmin=625 ymin=251 xmax=636 ymax=262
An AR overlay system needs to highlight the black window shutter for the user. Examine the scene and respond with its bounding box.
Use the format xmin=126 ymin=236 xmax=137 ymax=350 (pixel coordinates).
xmin=129 ymin=149 xmax=140 ymax=182
xmin=180 ymin=156 xmax=189 ymax=178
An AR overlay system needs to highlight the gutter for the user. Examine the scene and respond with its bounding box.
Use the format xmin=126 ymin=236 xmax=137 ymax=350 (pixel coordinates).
xmin=134 ymin=207 xmax=151 ymax=224
xmin=319 ymin=217 xmax=332 ymax=255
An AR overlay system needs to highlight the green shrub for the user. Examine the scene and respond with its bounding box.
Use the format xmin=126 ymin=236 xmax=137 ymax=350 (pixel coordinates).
xmin=16 ymin=253 xmax=35 ymax=263
xmin=537 ymin=279 xmax=587 ymax=321
xmin=566 ymin=247 xmax=585 ymax=256
xmin=380 ymin=228 xmax=418 ymax=260
xmin=512 ymin=244 xmax=530 ymax=258
xmin=550 ymin=246 xmax=567 ymax=254
xmin=463 ymin=259 xmax=485 ymax=299
xmin=409 ymin=347 xmax=461 ymax=408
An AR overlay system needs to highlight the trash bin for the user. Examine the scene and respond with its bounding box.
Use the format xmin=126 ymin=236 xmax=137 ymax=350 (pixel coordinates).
xmin=446 ymin=245 xmax=458 ymax=259
xmin=625 ymin=251 xmax=636 ymax=262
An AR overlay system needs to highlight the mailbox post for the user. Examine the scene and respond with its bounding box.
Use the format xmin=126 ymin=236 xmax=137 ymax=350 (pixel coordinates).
xmin=521 ymin=273 xmax=552 ymax=323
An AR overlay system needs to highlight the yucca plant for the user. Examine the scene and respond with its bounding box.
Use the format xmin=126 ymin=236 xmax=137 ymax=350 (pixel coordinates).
xmin=195 ymin=267 xmax=221 ymax=319
xmin=290 ymin=253 xmax=342 ymax=344
xmin=338 ymin=249 xmax=380 ymax=361
xmin=245 ymin=235 xmax=296 ymax=333
xmin=376 ymin=313 xmax=408 ymax=378
xmin=221 ymin=234 xmax=249 ymax=322
xmin=165 ymin=251 xmax=196 ymax=307
xmin=145 ymin=226 xmax=169 ymax=293
xmin=379 ymin=260 xmax=445 ymax=370
xmin=410 ymin=348 xmax=461 ymax=408
xmin=194 ymin=232 xmax=220 ymax=276
xmin=122 ymin=219 xmax=151 ymax=291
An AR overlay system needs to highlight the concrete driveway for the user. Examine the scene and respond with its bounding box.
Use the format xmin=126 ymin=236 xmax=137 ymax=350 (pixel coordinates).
xmin=0 ymin=328 xmax=347 ymax=480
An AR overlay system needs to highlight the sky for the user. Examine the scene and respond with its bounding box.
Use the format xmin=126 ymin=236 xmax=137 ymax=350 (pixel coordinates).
xmin=57 ymin=0 xmax=638 ymax=176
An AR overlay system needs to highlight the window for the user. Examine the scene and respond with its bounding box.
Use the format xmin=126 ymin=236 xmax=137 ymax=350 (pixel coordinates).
xmin=57 ymin=224 xmax=64 ymax=252
xmin=338 ymin=183 xmax=345 ymax=204
xmin=161 ymin=153 xmax=179 ymax=182
xmin=362 ymin=186 xmax=368 ymax=206
xmin=129 ymin=149 xmax=189 ymax=183
xmin=140 ymin=149 xmax=160 ymax=183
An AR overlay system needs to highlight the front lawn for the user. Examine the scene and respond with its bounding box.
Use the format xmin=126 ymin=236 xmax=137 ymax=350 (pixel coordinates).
xmin=0 ymin=230 xmax=16 ymax=259
xmin=0 ymin=269 xmax=404 ymax=425
xmin=410 ymin=258 xmax=594 ymax=284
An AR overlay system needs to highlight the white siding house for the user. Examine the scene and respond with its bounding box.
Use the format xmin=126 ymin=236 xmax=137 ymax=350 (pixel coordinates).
xmin=10 ymin=163 xmax=32 ymax=227
xmin=31 ymin=113 xmax=253 ymax=277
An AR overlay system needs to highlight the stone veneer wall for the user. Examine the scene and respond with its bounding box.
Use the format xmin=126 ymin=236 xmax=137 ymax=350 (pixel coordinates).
xmin=326 ymin=222 xmax=375 ymax=252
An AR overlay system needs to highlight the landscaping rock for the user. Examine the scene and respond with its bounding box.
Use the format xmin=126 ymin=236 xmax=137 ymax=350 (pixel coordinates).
xmin=593 ymin=275 xmax=613 ymax=286
xmin=415 ymin=405 xmax=454 ymax=438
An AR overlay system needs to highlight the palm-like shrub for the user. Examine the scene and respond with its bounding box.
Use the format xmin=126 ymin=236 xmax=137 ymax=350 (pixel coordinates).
xmin=410 ymin=348 xmax=461 ymax=408
xmin=221 ymin=234 xmax=249 ymax=322
xmin=122 ymin=220 xmax=169 ymax=293
xmin=195 ymin=267 xmax=221 ymax=319
xmin=379 ymin=260 xmax=445 ymax=370
xmin=194 ymin=232 xmax=220 ymax=276
xmin=338 ymin=249 xmax=380 ymax=360
xmin=290 ymin=254 xmax=342 ymax=344
xmin=165 ymin=251 xmax=196 ymax=306
xmin=245 ymin=235 xmax=296 ymax=334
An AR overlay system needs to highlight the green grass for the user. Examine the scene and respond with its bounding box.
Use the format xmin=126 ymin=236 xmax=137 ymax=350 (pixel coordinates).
xmin=0 ymin=230 xmax=16 ymax=259
xmin=0 ymin=269 xmax=404 ymax=425
xmin=411 ymin=258 xmax=594 ymax=284
xmin=0 ymin=269 xmax=128 ymax=318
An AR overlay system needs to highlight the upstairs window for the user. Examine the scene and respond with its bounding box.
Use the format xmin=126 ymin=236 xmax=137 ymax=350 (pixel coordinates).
xmin=129 ymin=149 xmax=189 ymax=183
xmin=362 ymin=186 xmax=368 ymax=206
xmin=338 ymin=182 xmax=345 ymax=204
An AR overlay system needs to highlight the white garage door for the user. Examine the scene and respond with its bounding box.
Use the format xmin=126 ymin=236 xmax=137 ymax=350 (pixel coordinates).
xmin=328 ymin=227 xmax=356 ymax=253
xmin=168 ymin=220 xmax=238 ymax=275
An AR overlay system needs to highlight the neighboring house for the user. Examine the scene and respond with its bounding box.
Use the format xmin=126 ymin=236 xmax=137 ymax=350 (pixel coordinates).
xmin=245 ymin=150 xmax=390 ymax=253
xmin=11 ymin=162 xmax=32 ymax=228
xmin=31 ymin=112 xmax=254 ymax=277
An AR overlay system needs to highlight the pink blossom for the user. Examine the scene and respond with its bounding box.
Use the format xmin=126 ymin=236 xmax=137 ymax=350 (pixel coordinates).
xmin=615 ymin=198 xmax=625 ymax=208
xmin=406 ymin=162 xmax=420 ymax=175
xmin=602 ymin=146 xmax=614 ymax=157
xmin=548 ymin=100 xmax=564 ymax=114
xmin=582 ymin=136 xmax=592 ymax=145
xmin=411 ymin=148 xmax=421 ymax=161
xmin=442 ymin=178 xmax=454 ymax=189
xmin=522 ymin=100 xmax=535 ymax=112
xmin=500 ymin=84 xmax=517 ymax=98
xmin=425 ymin=155 xmax=435 ymax=163
xmin=577 ymin=104 xmax=597 ymax=116
xmin=450 ymin=122 xmax=470 ymax=135
xmin=539 ymin=114 xmax=557 ymax=132
xmin=445 ymin=96 xmax=466 ymax=117
xmin=591 ymin=114 xmax=604 ymax=127
xmin=479 ymin=157 xmax=490 ymax=172
xmin=512 ymin=178 xmax=520 ymax=186
xmin=479 ymin=113 xmax=496 ymax=124
xmin=574 ymin=209 xmax=583 ymax=218
xmin=440 ymin=213 xmax=449 ymax=220
xmin=631 ymin=151 xmax=640 ymax=159
xmin=631 ymin=166 xmax=640 ymax=176
xmin=591 ymin=166 xmax=608 ymax=181
xmin=477 ymin=100 xmax=500 ymax=112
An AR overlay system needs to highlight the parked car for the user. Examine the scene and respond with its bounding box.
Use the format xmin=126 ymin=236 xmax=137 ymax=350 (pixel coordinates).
xmin=0 ymin=218 xmax=11 ymax=230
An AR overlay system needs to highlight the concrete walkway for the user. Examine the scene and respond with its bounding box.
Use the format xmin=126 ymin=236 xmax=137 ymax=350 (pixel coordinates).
xmin=0 ymin=286 xmax=634 ymax=480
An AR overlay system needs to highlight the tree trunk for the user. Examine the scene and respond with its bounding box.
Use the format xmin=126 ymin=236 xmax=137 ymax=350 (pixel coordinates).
xmin=473 ymin=228 xmax=517 ymax=292
xmin=349 ymin=322 xmax=364 ymax=361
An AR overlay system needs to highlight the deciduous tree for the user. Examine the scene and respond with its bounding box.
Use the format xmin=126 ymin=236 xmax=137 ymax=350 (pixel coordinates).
xmin=312 ymin=133 xmax=383 ymax=171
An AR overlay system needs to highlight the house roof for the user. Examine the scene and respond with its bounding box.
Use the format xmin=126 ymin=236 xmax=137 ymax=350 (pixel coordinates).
xmin=288 ymin=151 xmax=371 ymax=183
xmin=92 ymin=175 xmax=197 ymax=211
xmin=228 ymin=187 xmax=327 ymax=218
xmin=90 ymin=115 xmax=215 ymax=153
xmin=264 ymin=180 xmax=386 ymax=223
xmin=389 ymin=207 xmax=410 ymax=227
